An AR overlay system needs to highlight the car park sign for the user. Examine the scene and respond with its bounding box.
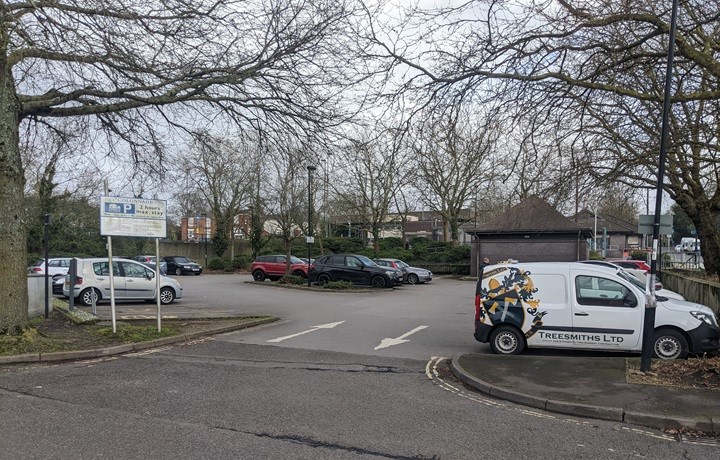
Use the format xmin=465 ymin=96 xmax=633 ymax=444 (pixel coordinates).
xmin=100 ymin=196 xmax=167 ymax=237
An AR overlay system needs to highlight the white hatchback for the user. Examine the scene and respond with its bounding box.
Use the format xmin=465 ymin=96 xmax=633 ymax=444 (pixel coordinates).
xmin=63 ymin=258 xmax=183 ymax=305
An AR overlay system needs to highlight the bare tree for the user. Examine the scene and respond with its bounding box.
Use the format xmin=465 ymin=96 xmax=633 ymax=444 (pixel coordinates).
xmin=410 ymin=112 xmax=497 ymax=244
xmin=263 ymin=145 xmax=310 ymax=274
xmin=334 ymin=128 xmax=408 ymax=252
xmin=368 ymin=0 xmax=720 ymax=276
xmin=182 ymin=131 xmax=258 ymax=258
xmin=1 ymin=0 xmax=373 ymax=332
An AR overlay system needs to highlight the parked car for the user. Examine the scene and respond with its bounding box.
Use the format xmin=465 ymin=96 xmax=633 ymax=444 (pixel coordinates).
xmin=63 ymin=258 xmax=182 ymax=305
xmin=309 ymin=254 xmax=403 ymax=288
xmin=163 ymin=256 xmax=203 ymax=276
xmin=607 ymin=259 xmax=651 ymax=272
xmin=474 ymin=262 xmax=719 ymax=359
xmin=132 ymin=256 xmax=168 ymax=275
xmin=28 ymin=257 xmax=72 ymax=278
xmin=374 ymin=258 xmax=433 ymax=284
xmin=251 ymin=255 xmax=309 ymax=281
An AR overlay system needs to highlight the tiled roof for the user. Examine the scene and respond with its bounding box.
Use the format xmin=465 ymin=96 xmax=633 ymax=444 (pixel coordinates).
xmin=466 ymin=195 xmax=593 ymax=235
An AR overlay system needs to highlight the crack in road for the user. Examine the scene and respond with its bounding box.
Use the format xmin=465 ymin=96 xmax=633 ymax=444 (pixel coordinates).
xmin=213 ymin=426 xmax=439 ymax=459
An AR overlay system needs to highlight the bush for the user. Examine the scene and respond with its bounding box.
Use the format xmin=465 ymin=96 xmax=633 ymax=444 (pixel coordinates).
xmin=208 ymin=258 xmax=230 ymax=270
xmin=589 ymin=250 xmax=603 ymax=260
xmin=232 ymin=255 xmax=251 ymax=271
xmin=323 ymin=280 xmax=353 ymax=290
xmin=629 ymin=250 xmax=649 ymax=261
xmin=278 ymin=275 xmax=306 ymax=285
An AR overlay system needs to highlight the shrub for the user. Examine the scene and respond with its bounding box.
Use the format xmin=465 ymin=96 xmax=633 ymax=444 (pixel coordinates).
xmin=629 ymin=250 xmax=649 ymax=261
xmin=278 ymin=274 xmax=306 ymax=285
xmin=208 ymin=258 xmax=229 ymax=270
xmin=323 ymin=280 xmax=353 ymax=290
xmin=232 ymin=255 xmax=251 ymax=271
xmin=589 ymin=250 xmax=603 ymax=260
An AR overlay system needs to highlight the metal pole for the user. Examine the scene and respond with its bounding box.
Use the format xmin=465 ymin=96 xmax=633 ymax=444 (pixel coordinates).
xmin=43 ymin=214 xmax=51 ymax=319
xmin=307 ymin=165 xmax=316 ymax=287
xmin=641 ymin=0 xmax=679 ymax=372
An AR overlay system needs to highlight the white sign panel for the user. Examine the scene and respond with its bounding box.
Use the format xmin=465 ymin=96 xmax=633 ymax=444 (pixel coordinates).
xmin=100 ymin=196 xmax=167 ymax=238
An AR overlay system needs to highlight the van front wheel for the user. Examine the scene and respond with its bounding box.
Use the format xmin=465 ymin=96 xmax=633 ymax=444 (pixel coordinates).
xmin=652 ymin=329 xmax=689 ymax=360
xmin=490 ymin=326 xmax=525 ymax=355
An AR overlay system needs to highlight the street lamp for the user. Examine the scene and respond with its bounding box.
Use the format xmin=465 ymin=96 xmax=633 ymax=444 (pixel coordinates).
xmin=641 ymin=0 xmax=680 ymax=373
xmin=307 ymin=165 xmax=316 ymax=287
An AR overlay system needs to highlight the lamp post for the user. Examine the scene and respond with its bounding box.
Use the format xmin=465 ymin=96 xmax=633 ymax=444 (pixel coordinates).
xmin=307 ymin=165 xmax=316 ymax=287
xmin=641 ymin=0 xmax=679 ymax=372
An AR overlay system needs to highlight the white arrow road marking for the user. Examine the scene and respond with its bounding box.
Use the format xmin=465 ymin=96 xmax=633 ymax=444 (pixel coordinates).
xmin=374 ymin=325 xmax=429 ymax=350
xmin=267 ymin=321 xmax=346 ymax=343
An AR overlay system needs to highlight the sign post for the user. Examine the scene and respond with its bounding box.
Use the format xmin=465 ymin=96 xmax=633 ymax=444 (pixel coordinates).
xmin=100 ymin=196 xmax=167 ymax=332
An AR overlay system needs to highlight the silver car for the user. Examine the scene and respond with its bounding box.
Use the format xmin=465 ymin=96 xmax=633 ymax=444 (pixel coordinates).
xmin=63 ymin=258 xmax=183 ymax=305
xmin=374 ymin=258 xmax=433 ymax=284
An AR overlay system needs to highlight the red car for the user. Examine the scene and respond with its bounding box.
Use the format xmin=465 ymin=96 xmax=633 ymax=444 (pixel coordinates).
xmin=607 ymin=259 xmax=651 ymax=272
xmin=251 ymin=255 xmax=309 ymax=281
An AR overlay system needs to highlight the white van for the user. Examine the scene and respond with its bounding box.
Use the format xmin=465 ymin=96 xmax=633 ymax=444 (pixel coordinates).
xmin=474 ymin=262 xmax=719 ymax=359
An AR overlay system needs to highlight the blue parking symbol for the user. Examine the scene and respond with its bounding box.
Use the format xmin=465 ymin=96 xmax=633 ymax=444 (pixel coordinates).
xmin=105 ymin=203 xmax=135 ymax=214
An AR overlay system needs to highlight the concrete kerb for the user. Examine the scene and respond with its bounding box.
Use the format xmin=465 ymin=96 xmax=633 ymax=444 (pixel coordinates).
xmin=0 ymin=317 xmax=279 ymax=365
xmin=450 ymin=356 xmax=714 ymax=435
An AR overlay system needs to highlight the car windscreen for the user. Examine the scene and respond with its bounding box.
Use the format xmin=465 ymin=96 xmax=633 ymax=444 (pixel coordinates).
xmin=396 ymin=260 xmax=410 ymax=269
xmin=356 ymin=255 xmax=377 ymax=267
xmin=175 ymin=257 xmax=192 ymax=263
xmin=290 ymin=256 xmax=305 ymax=264
xmin=618 ymin=270 xmax=646 ymax=290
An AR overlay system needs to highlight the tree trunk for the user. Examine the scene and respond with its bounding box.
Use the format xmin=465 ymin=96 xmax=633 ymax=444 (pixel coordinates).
xmin=0 ymin=47 xmax=28 ymax=333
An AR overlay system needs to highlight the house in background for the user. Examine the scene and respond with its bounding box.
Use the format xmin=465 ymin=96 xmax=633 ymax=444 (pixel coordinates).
xmin=464 ymin=196 xmax=594 ymax=277
xmin=572 ymin=209 xmax=643 ymax=259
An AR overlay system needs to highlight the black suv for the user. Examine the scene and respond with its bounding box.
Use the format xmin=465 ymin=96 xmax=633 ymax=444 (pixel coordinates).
xmin=309 ymin=254 xmax=403 ymax=288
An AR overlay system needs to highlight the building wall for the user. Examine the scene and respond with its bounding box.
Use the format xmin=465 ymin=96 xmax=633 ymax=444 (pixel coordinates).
xmin=470 ymin=235 xmax=590 ymax=276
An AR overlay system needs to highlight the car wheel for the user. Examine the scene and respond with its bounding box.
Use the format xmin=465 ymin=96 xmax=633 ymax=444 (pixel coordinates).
xmin=159 ymin=287 xmax=175 ymax=305
xmin=79 ymin=288 xmax=101 ymax=306
xmin=370 ymin=275 xmax=387 ymax=289
xmin=489 ymin=326 xmax=525 ymax=355
xmin=175 ymin=268 xmax=182 ymax=276
xmin=317 ymin=273 xmax=331 ymax=285
xmin=653 ymin=328 xmax=689 ymax=360
xmin=252 ymin=270 xmax=266 ymax=282
xmin=292 ymin=269 xmax=306 ymax=278
xmin=407 ymin=273 xmax=419 ymax=285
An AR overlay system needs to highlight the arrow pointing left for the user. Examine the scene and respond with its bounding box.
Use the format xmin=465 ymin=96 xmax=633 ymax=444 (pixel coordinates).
xmin=267 ymin=321 xmax=346 ymax=343
xmin=374 ymin=325 xmax=429 ymax=350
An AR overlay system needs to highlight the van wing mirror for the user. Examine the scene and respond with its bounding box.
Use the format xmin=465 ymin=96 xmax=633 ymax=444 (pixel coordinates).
xmin=622 ymin=292 xmax=637 ymax=308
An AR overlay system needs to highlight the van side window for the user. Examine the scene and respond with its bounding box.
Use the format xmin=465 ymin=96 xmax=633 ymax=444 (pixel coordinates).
xmin=575 ymin=275 xmax=635 ymax=307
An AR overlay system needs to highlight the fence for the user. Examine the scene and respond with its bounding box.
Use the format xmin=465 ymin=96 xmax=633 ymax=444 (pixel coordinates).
xmin=660 ymin=269 xmax=719 ymax=314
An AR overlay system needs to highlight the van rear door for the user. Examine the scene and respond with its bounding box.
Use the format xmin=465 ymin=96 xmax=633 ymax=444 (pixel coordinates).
xmin=570 ymin=271 xmax=642 ymax=351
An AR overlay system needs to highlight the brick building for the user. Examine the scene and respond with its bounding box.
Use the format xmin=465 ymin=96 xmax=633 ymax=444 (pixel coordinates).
xmin=465 ymin=196 xmax=594 ymax=276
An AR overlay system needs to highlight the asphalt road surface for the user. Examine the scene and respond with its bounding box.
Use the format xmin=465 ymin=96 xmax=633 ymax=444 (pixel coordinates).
xmin=3 ymin=274 xmax=716 ymax=458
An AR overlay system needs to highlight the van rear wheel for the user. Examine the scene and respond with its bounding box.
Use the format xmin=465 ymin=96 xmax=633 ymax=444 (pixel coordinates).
xmin=652 ymin=329 xmax=689 ymax=360
xmin=490 ymin=326 xmax=525 ymax=355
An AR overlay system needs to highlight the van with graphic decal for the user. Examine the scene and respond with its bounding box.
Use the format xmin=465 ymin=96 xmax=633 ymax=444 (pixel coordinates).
xmin=474 ymin=262 xmax=720 ymax=359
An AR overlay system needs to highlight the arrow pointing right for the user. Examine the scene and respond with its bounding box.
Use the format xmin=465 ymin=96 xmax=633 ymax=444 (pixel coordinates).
xmin=267 ymin=321 xmax=345 ymax=343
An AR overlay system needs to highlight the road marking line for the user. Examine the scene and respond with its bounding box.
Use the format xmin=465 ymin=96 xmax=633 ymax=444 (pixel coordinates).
xmin=374 ymin=325 xmax=429 ymax=350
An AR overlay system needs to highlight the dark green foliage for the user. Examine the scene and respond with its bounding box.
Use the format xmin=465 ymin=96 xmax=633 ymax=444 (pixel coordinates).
xmin=278 ymin=274 xmax=306 ymax=285
xmin=589 ymin=250 xmax=603 ymax=260
xmin=379 ymin=237 xmax=404 ymax=251
xmin=232 ymin=255 xmax=251 ymax=270
xmin=211 ymin=232 xmax=229 ymax=259
xmin=323 ymin=237 xmax=365 ymax=253
xmin=323 ymin=280 xmax=353 ymax=290
xmin=629 ymin=250 xmax=649 ymax=261
xmin=208 ymin=258 xmax=230 ymax=270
